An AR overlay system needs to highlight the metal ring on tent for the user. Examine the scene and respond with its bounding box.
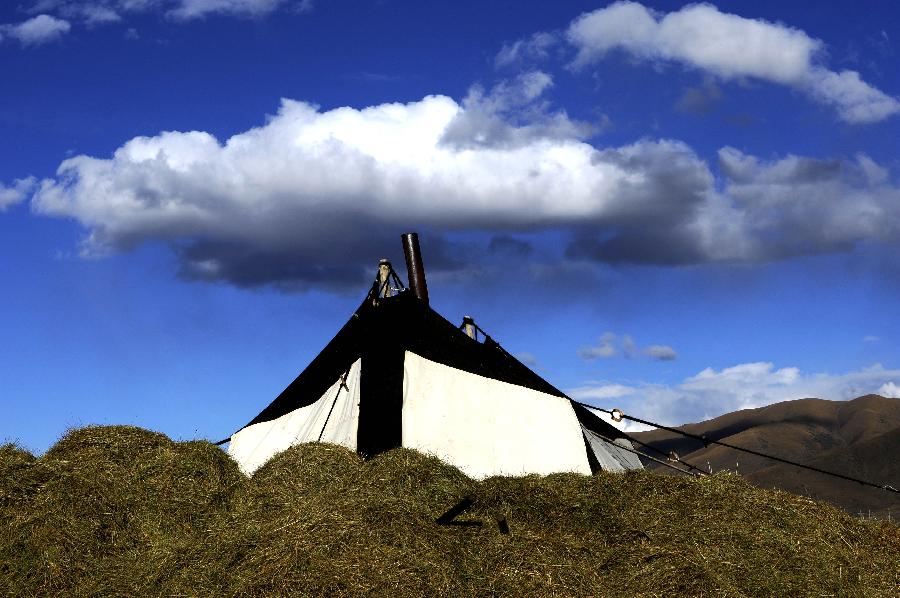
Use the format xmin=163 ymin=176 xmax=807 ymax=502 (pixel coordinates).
xmin=610 ymin=408 xmax=624 ymax=422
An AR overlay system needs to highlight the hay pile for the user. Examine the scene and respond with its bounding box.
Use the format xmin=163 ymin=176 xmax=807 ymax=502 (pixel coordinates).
xmin=2 ymin=427 xmax=898 ymax=597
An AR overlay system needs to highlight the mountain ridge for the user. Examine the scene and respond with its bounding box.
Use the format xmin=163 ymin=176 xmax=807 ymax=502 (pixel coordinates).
xmin=632 ymin=394 xmax=900 ymax=516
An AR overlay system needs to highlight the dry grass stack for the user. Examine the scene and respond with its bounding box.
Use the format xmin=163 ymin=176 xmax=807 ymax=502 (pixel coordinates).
xmin=2 ymin=426 xmax=899 ymax=597
xmin=0 ymin=427 xmax=244 ymax=597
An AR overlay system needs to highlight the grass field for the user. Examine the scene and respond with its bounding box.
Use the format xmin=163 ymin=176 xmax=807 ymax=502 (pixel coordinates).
xmin=2 ymin=426 xmax=898 ymax=597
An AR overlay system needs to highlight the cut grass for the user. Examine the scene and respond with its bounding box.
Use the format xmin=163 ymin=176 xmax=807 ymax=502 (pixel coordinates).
xmin=2 ymin=427 xmax=898 ymax=597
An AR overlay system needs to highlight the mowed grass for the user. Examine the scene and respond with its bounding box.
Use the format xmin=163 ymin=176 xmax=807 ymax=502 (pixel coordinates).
xmin=1 ymin=426 xmax=898 ymax=597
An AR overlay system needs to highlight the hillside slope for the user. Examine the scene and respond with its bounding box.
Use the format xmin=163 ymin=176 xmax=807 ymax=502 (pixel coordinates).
xmin=2 ymin=426 xmax=899 ymax=597
xmin=632 ymin=395 xmax=900 ymax=515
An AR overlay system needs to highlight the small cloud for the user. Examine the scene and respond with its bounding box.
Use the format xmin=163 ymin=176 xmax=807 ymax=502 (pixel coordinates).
xmin=488 ymin=235 xmax=533 ymax=258
xmin=0 ymin=177 xmax=36 ymax=211
xmin=516 ymin=352 xmax=539 ymax=368
xmin=0 ymin=14 xmax=71 ymax=46
xmin=878 ymin=382 xmax=900 ymax=398
xmin=568 ymin=383 xmax=635 ymax=401
xmin=676 ymin=80 xmax=723 ymax=116
xmin=80 ymin=5 xmax=121 ymax=25
xmin=644 ymin=344 xmax=678 ymax=361
xmin=579 ymin=332 xmax=617 ymax=360
xmin=166 ymin=0 xmax=293 ymax=20
xmin=24 ymin=0 xmax=301 ymax=28
xmin=863 ymin=335 xmax=880 ymax=342
xmin=495 ymin=31 xmax=559 ymax=68
xmin=579 ymin=332 xmax=677 ymax=362
xmin=294 ymin=0 xmax=315 ymax=14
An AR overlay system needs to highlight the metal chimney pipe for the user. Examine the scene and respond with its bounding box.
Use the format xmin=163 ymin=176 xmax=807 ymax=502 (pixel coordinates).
xmin=401 ymin=232 xmax=429 ymax=305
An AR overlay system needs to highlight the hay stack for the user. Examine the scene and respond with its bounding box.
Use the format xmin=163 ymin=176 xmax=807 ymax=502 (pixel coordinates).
xmin=2 ymin=426 xmax=898 ymax=597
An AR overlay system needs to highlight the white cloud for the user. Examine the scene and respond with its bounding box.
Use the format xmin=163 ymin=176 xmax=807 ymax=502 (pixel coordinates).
xmin=0 ymin=14 xmax=71 ymax=45
xmin=717 ymin=148 xmax=900 ymax=260
xmin=24 ymin=0 xmax=292 ymax=23
xmin=79 ymin=4 xmax=122 ymax=24
xmin=166 ymin=0 xmax=287 ymax=20
xmin=569 ymin=362 xmax=900 ymax=427
xmin=0 ymin=178 xmax=37 ymax=211
xmin=441 ymin=71 xmax=597 ymax=149
xmin=863 ymin=335 xmax=880 ymax=343
xmin=20 ymin=82 xmax=900 ymax=289
xmin=566 ymin=2 xmax=899 ymax=123
xmin=877 ymin=382 xmax=900 ymax=398
xmin=28 ymin=88 xmax=724 ymax=288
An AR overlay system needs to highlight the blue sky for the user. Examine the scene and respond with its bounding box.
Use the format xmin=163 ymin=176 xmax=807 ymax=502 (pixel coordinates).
xmin=2 ymin=0 xmax=899 ymax=453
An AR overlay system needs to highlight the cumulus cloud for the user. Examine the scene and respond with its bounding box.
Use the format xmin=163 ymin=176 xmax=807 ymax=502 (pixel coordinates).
xmin=25 ymin=85 xmax=712 ymax=289
xmin=0 ymin=178 xmax=37 ymax=210
xmin=569 ymin=362 xmax=900 ymax=427
xmin=566 ymin=2 xmax=899 ymax=123
xmin=440 ymin=71 xmax=597 ymax=148
xmin=21 ymin=82 xmax=900 ymax=289
xmin=717 ymin=148 xmax=900 ymax=261
xmin=0 ymin=14 xmax=71 ymax=45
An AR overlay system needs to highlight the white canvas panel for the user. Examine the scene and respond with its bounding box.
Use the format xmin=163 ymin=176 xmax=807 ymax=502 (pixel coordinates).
xmin=582 ymin=427 xmax=644 ymax=472
xmin=228 ymin=358 xmax=361 ymax=475
xmin=402 ymin=351 xmax=592 ymax=479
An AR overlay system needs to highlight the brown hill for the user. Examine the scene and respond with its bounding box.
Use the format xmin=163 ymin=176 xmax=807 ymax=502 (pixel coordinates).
xmin=632 ymin=394 xmax=900 ymax=517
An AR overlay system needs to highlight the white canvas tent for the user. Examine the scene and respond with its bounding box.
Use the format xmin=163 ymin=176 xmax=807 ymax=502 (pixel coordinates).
xmin=226 ymin=236 xmax=643 ymax=478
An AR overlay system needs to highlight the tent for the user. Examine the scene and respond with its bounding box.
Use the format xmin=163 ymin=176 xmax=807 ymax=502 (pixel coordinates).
xmin=227 ymin=236 xmax=643 ymax=478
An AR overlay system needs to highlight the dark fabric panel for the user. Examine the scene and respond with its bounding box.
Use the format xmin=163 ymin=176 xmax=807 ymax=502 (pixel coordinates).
xmin=238 ymin=308 xmax=365 ymax=430
xmin=356 ymin=310 xmax=405 ymax=458
xmin=375 ymin=292 xmax=565 ymax=398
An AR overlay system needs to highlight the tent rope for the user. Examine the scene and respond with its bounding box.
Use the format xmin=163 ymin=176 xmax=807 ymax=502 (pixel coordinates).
xmin=317 ymin=368 xmax=351 ymax=443
xmin=369 ymin=264 xmax=407 ymax=302
xmin=573 ymin=400 xmax=900 ymax=494
xmin=615 ymin=429 xmax=708 ymax=476
xmin=588 ymin=429 xmax=704 ymax=478
xmin=481 ymin=330 xmax=898 ymax=494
